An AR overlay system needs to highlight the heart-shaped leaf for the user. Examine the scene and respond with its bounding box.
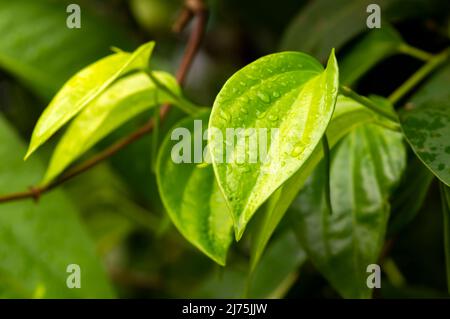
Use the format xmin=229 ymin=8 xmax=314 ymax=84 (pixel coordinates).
xmin=43 ymin=71 xmax=179 ymax=184
xmin=157 ymin=112 xmax=233 ymax=265
xmin=340 ymin=26 xmax=404 ymax=85
xmin=290 ymin=124 xmax=406 ymax=298
xmin=250 ymin=95 xmax=392 ymax=270
xmin=25 ymin=41 xmax=155 ymax=159
xmin=208 ymin=51 xmax=339 ymax=239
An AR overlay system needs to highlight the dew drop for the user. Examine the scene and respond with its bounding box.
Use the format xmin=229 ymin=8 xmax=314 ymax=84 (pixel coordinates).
xmin=272 ymin=91 xmax=280 ymax=98
xmin=268 ymin=114 xmax=278 ymax=122
xmin=257 ymin=92 xmax=271 ymax=103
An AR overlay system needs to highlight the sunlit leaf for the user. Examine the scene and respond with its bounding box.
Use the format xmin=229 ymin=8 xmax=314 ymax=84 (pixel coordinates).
xmin=209 ymin=51 xmax=339 ymax=239
xmin=156 ymin=112 xmax=233 ymax=265
xmin=290 ymin=124 xmax=406 ymax=298
xmin=43 ymin=71 xmax=179 ymax=184
xmin=25 ymin=41 xmax=155 ymax=159
xmin=250 ymin=95 xmax=393 ymax=270
xmin=0 ymin=115 xmax=113 ymax=298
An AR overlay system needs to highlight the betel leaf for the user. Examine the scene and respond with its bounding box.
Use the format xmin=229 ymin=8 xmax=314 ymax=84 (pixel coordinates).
xmin=280 ymin=0 xmax=439 ymax=62
xmin=156 ymin=112 xmax=233 ymax=265
xmin=250 ymin=95 xmax=393 ymax=271
xmin=400 ymin=63 xmax=450 ymax=186
xmin=209 ymin=51 xmax=339 ymax=240
xmin=388 ymin=156 xmax=434 ymax=235
xmin=402 ymin=115 xmax=450 ymax=182
xmin=25 ymin=41 xmax=155 ymax=160
xmin=43 ymin=71 xmax=179 ymax=184
xmin=0 ymin=115 xmax=113 ymax=298
xmin=290 ymin=124 xmax=406 ymax=298
xmin=439 ymin=183 xmax=450 ymax=293
xmin=0 ymin=0 xmax=133 ymax=99
xmin=340 ymin=26 xmax=404 ymax=86
xmin=192 ymin=230 xmax=306 ymax=298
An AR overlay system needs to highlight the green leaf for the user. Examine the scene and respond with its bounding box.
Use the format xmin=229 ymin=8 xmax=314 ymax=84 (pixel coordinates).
xmin=401 ymin=109 xmax=450 ymax=183
xmin=192 ymin=230 xmax=306 ymax=298
xmin=0 ymin=0 xmax=133 ymax=99
xmin=247 ymin=230 xmax=307 ymax=298
xmin=250 ymin=95 xmax=391 ymax=271
xmin=209 ymin=50 xmax=339 ymax=240
xmin=290 ymin=124 xmax=406 ymax=298
xmin=340 ymin=26 xmax=404 ymax=86
xmin=43 ymin=71 xmax=179 ymax=184
xmin=439 ymin=183 xmax=450 ymax=293
xmin=388 ymin=157 xmax=434 ymax=235
xmin=156 ymin=112 xmax=233 ymax=265
xmin=0 ymin=115 xmax=113 ymax=298
xmin=25 ymin=41 xmax=155 ymax=160
xmin=400 ymin=64 xmax=450 ymax=186
xmin=280 ymin=0 xmax=440 ymax=62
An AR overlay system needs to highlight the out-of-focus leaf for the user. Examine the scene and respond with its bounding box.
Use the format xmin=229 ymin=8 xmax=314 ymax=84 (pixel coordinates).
xmin=439 ymin=183 xmax=450 ymax=293
xmin=388 ymin=157 xmax=434 ymax=235
xmin=193 ymin=230 xmax=306 ymax=298
xmin=290 ymin=124 xmax=406 ymax=298
xmin=25 ymin=41 xmax=155 ymax=160
xmin=0 ymin=115 xmax=113 ymax=298
xmin=43 ymin=71 xmax=179 ymax=184
xmin=400 ymin=64 xmax=450 ymax=186
xmin=250 ymin=96 xmax=392 ymax=271
xmin=209 ymin=51 xmax=339 ymax=240
xmin=280 ymin=0 xmax=444 ymax=62
xmin=340 ymin=26 xmax=404 ymax=85
xmin=403 ymin=106 xmax=450 ymax=179
xmin=248 ymin=230 xmax=306 ymax=298
xmin=157 ymin=112 xmax=233 ymax=265
xmin=0 ymin=0 xmax=133 ymax=98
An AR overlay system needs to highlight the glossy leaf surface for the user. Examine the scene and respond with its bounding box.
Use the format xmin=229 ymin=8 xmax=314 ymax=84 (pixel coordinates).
xmin=157 ymin=112 xmax=233 ymax=265
xmin=400 ymin=64 xmax=450 ymax=186
xmin=290 ymin=124 xmax=406 ymax=298
xmin=209 ymin=51 xmax=339 ymax=239
xmin=250 ymin=95 xmax=393 ymax=270
xmin=25 ymin=42 xmax=155 ymax=159
xmin=43 ymin=71 xmax=179 ymax=183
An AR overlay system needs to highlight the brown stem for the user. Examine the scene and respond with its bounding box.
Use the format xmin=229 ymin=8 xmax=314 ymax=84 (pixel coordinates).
xmin=0 ymin=0 xmax=208 ymax=205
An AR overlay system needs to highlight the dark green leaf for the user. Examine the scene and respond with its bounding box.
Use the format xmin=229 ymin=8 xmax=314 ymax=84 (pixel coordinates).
xmin=250 ymin=95 xmax=393 ymax=271
xmin=157 ymin=112 xmax=233 ymax=265
xmin=290 ymin=124 xmax=406 ymax=298
xmin=400 ymin=64 xmax=450 ymax=186
xmin=0 ymin=0 xmax=133 ymax=99
xmin=439 ymin=183 xmax=450 ymax=293
xmin=0 ymin=115 xmax=113 ymax=298
xmin=388 ymin=157 xmax=434 ymax=235
xmin=209 ymin=51 xmax=339 ymax=240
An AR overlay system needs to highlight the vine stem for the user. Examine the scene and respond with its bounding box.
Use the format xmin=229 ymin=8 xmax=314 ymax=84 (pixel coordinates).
xmin=398 ymin=43 xmax=434 ymax=61
xmin=0 ymin=0 xmax=208 ymax=204
xmin=339 ymin=85 xmax=398 ymax=122
xmin=388 ymin=48 xmax=449 ymax=104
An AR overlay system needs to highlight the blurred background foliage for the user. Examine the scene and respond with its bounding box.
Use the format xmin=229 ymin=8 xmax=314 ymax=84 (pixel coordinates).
xmin=0 ymin=0 xmax=449 ymax=298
